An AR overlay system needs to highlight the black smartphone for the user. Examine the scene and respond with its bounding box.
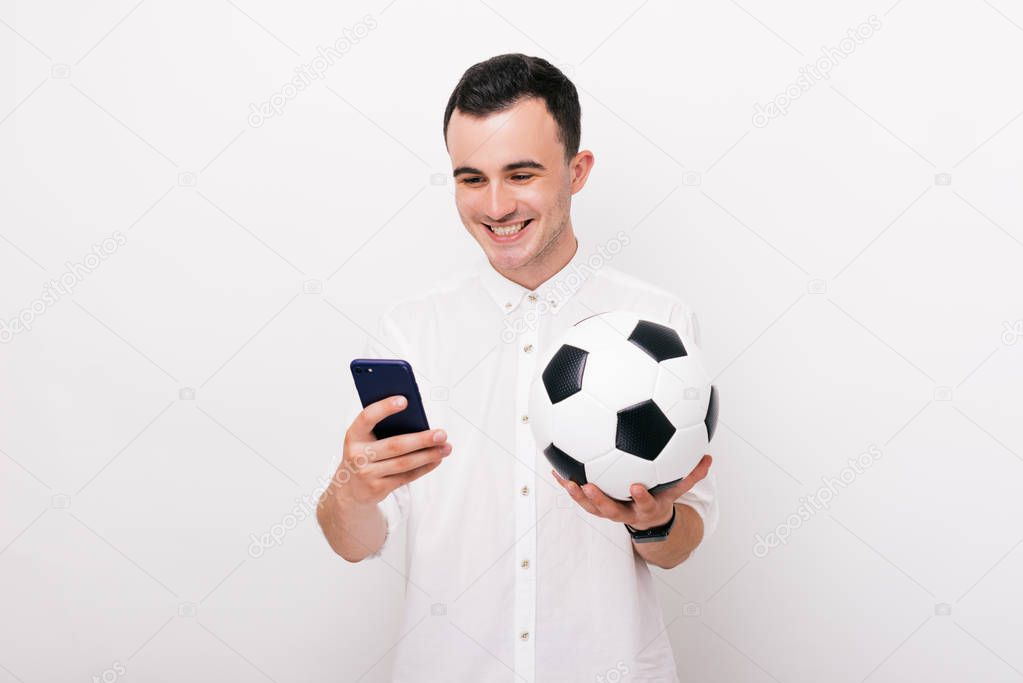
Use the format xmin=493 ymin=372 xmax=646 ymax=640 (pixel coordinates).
xmin=350 ymin=358 xmax=430 ymax=440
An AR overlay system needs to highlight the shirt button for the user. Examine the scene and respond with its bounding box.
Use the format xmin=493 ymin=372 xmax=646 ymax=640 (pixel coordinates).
xmin=523 ymin=343 xmax=534 ymax=353
xmin=521 ymin=559 xmax=530 ymax=569
xmin=520 ymin=631 xmax=530 ymax=641
xmin=504 ymin=302 xmax=512 ymax=309
xmin=549 ymin=300 xmax=557 ymax=308
xmin=520 ymin=414 xmax=529 ymax=423
xmin=527 ymin=293 xmax=538 ymax=302
xmin=520 ymin=485 xmax=529 ymax=496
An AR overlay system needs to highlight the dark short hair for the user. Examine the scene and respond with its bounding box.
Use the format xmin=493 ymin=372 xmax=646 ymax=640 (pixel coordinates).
xmin=443 ymin=53 xmax=581 ymax=164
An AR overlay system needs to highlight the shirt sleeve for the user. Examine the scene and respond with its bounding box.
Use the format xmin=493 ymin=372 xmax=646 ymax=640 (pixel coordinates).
xmin=335 ymin=307 xmax=413 ymax=559
xmin=668 ymin=299 xmax=719 ymax=544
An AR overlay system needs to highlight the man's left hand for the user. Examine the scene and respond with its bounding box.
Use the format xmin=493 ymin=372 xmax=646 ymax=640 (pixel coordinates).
xmin=552 ymin=454 xmax=712 ymax=530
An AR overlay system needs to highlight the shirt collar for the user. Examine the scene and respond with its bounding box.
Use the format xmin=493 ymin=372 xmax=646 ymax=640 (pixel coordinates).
xmin=478 ymin=235 xmax=593 ymax=314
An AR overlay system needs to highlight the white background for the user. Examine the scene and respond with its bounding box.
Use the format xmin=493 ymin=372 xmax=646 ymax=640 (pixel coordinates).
xmin=2 ymin=1 xmax=1022 ymax=681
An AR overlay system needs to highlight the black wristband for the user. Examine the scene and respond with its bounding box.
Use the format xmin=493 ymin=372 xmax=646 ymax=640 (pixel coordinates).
xmin=625 ymin=505 xmax=676 ymax=543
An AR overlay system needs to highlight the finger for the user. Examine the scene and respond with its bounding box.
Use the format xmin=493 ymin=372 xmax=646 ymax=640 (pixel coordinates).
xmin=350 ymin=395 xmax=411 ymax=441
xmin=552 ymin=469 xmax=586 ymax=496
xmin=630 ymin=483 xmax=659 ymax=517
xmin=653 ymin=454 xmax=713 ymax=504
xmin=628 ymin=484 xmax=673 ymax=529
xmin=581 ymin=484 xmax=631 ymax=522
xmin=554 ymin=471 xmax=601 ymax=515
xmin=372 ymin=427 xmax=448 ymax=461
xmin=384 ymin=457 xmax=443 ymax=487
xmin=373 ymin=443 xmax=452 ymax=477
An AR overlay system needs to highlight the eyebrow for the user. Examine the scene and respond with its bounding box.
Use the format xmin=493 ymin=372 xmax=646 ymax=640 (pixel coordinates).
xmin=452 ymin=160 xmax=546 ymax=178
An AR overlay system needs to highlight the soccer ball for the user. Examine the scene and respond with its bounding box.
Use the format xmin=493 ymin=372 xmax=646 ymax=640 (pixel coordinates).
xmin=529 ymin=310 xmax=718 ymax=501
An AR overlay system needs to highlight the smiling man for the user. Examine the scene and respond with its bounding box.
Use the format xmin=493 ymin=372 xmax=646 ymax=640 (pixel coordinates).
xmin=318 ymin=53 xmax=718 ymax=682
xmin=448 ymin=93 xmax=576 ymax=291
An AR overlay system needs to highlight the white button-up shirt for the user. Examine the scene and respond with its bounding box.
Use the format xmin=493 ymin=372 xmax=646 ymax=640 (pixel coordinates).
xmin=339 ymin=234 xmax=718 ymax=682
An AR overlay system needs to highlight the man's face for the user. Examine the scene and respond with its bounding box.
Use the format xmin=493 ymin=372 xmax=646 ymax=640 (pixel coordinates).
xmin=446 ymin=97 xmax=581 ymax=274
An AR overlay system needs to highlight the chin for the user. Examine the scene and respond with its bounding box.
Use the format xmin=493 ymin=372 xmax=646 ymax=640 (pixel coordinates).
xmin=487 ymin=249 xmax=527 ymax=269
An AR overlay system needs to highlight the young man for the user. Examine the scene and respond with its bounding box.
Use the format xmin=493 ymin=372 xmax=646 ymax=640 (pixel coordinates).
xmin=318 ymin=53 xmax=717 ymax=682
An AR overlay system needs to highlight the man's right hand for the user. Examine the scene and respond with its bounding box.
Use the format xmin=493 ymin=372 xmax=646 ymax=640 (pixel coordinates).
xmin=332 ymin=395 xmax=452 ymax=508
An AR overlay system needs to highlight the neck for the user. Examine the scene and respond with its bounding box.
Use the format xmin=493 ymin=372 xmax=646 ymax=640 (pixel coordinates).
xmin=495 ymin=226 xmax=578 ymax=292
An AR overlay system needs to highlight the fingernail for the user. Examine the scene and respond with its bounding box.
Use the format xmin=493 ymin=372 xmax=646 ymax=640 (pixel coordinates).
xmin=393 ymin=396 xmax=405 ymax=407
xmin=583 ymin=487 xmax=594 ymax=498
xmin=441 ymin=443 xmax=452 ymax=454
xmin=433 ymin=429 xmax=447 ymax=442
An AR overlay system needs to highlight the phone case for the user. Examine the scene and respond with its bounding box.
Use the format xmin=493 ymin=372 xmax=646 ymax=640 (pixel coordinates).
xmin=350 ymin=358 xmax=430 ymax=440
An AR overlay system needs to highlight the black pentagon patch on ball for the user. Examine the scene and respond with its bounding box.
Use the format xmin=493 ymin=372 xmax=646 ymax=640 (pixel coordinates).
xmin=616 ymin=399 xmax=676 ymax=461
xmin=704 ymin=385 xmax=719 ymax=441
xmin=628 ymin=320 xmax=687 ymax=362
xmin=543 ymin=443 xmax=587 ymax=485
xmin=542 ymin=344 xmax=588 ymax=404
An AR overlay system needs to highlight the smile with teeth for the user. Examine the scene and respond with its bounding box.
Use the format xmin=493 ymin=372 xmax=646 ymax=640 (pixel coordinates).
xmin=486 ymin=219 xmax=532 ymax=236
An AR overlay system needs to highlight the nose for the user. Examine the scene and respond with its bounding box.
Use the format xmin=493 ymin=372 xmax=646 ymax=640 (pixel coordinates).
xmin=484 ymin=181 xmax=516 ymax=222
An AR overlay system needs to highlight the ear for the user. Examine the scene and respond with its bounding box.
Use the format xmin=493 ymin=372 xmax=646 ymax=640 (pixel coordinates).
xmin=569 ymin=150 xmax=595 ymax=193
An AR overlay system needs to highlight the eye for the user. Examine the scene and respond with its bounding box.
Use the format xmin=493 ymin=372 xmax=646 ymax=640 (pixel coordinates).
xmin=511 ymin=174 xmax=533 ymax=181
xmin=461 ymin=177 xmax=483 ymax=185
